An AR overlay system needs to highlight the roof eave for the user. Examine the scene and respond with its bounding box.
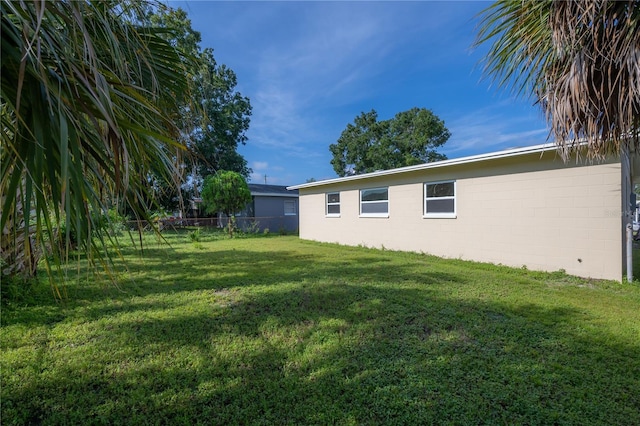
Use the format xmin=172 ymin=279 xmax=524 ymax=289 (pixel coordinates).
xmin=251 ymin=192 xmax=299 ymax=198
xmin=287 ymin=142 xmax=559 ymax=190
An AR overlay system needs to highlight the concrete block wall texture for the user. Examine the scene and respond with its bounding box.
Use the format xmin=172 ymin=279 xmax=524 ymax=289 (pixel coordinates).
xmin=296 ymin=151 xmax=622 ymax=281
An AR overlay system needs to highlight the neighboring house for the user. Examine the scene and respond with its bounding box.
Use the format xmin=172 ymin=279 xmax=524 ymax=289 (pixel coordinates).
xmin=189 ymin=197 xmax=202 ymax=217
xmin=289 ymin=143 xmax=640 ymax=281
xmin=235 ymin=184 xmax=299 ymax=233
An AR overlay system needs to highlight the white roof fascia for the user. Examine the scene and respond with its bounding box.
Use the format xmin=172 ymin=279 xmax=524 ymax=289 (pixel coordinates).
xmin=287 ymin=143 xmax=560 ymax=190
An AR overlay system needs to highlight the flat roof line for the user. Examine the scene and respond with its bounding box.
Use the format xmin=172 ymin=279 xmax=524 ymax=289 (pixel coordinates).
xmin=288 ymin=142 xmax=558 ymax=190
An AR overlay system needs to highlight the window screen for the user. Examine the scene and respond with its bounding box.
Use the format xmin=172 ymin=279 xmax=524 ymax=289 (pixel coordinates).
xmin=425 ymin=181 xmax=455 ymax=217
xmin=360 ymin=187 xmax=388 ymax=216
xmin=326 ymin=192 xmax=340 ymax=215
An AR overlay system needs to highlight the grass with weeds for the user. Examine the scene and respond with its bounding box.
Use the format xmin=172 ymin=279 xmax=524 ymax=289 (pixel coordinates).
xmin=2 ymin=230 xmax=640 ymax=425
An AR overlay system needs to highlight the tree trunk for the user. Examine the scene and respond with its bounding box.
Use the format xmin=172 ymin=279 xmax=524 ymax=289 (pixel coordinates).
xmin=1 ymin=189 xmax=41 ymax=279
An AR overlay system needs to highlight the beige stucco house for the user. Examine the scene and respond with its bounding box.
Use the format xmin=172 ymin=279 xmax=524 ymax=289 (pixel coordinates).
xmin=289 ymin=143 xmax=640 ymax=281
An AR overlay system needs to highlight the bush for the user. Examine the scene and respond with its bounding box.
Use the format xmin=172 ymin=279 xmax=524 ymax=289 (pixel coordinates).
xmin=55 ymin=207 xmax=127 ymax=250
xmin=188 ymin=228 xmax=201 ymax=243
xmin=243 ymin=220 xmax=261 ymax=235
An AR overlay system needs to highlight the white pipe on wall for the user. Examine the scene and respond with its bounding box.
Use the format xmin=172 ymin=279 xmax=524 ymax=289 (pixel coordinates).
xmin=627 ymin=223 xmax=633 ymax=282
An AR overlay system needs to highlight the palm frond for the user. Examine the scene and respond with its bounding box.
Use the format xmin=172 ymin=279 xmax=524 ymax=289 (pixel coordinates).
xmin=1 ymin=0 xmax=191 ymax=292
xmin=476 ymin=0 xmax=640 ymax=159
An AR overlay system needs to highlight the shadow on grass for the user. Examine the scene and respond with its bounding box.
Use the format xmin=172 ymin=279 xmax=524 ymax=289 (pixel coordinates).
xmin=2 ymin=237 xmax=639 ymax=424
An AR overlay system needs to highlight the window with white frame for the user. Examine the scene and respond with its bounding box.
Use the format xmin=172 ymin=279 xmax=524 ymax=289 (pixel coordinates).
xmin=360 ymin=187 xmax=389 ymax=217
xmin=284 ymin=199 xmax=297 ymax=216
xmin=424 ymin=181 xmax=456 ymax=218
xmin=326 ymin=192 xmax=340 ymax=216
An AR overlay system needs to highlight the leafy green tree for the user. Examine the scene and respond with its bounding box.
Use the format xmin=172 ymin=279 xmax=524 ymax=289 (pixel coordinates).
xmin=201 ymin=171 xmax=252 ymax=237
xmin=330 ymin=108 xmax=450 ymax=176
xmin=1 ymin=0 xmax=191 ymax=288
xmin=476 ymin=0 xmax=640 ymax=159
xmin=145 ymin=6 xmax=252 ymax=213
xmin=190 ymin=48 xmax=252 ymax=178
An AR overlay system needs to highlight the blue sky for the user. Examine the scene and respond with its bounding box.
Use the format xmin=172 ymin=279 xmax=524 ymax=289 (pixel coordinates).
xmin=171 ymin=1 xmax=548 ymax=186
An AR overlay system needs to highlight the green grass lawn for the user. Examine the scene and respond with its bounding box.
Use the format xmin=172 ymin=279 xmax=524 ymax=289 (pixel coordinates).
xmin=2 ymin=230 xmax=640 ymax=425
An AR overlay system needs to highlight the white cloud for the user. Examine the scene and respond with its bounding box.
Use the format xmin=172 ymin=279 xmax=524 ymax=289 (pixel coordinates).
xmin=250 ymin=171 xmax=266 ymax=184
xmin=249 ymin=161 xmax=291 ymax=185
xmin=241 ymin=2 xmax=464 ymax=158
xmin=448 ymin=124 xmax=548 ymax=154
xmin=252 ymin=161 xmax=269 ymax=171
xmin=179 ymin=1 xmax=541 ymax=185
xmin=249 ymin=171 xmax=291 ymax=186
xmin=443 ymin=99 xmax=549 ymax=157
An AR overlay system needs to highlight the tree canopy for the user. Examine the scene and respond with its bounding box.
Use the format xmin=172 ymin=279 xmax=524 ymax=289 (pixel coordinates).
xmin=329 ymin=108 xmax=450 ymax=177
xmin=1 ymin=0 xmax=191 ymax=284
xmin=190 ymin=49 xmax=252 ymax=178
xmin=201 ymin=171 xmax=252 ymax=236
xmin=145 ymin=6 xmax=252 ymax=212
xmin=476 ymin=0 xmax=640 ymax=159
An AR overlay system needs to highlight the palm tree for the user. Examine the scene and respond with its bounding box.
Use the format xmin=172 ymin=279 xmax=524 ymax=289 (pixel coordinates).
xmin=1 ymin=1 xmax=191 ymax=291
xmin=476 ymin=0 xmax=640 ymax=159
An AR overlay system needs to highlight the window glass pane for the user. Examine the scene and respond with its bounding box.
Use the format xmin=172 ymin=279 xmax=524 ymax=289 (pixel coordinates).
xmin=426 ymin=199 xmax=454 ymax=213
xmin=361 ymin=201 xmax=388 ymax=214
xmin=284 ymin=200 xmax=296 ymax=215
xmin=327 ymin=193 xmax=340 ymax=203
xmin=361 ymin=188 xmax=388 ymax=202
xmin=426 ymin=182 xmax=454 ymax=198
xmin=327 ymin=204 xmax=340 ymax=214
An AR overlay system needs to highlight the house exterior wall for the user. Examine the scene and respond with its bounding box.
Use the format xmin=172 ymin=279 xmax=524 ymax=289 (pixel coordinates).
xmin=298 ymin=152 xmax=622 ymax=280
xmin=253 ymin=196 xmax=298 ymax=232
